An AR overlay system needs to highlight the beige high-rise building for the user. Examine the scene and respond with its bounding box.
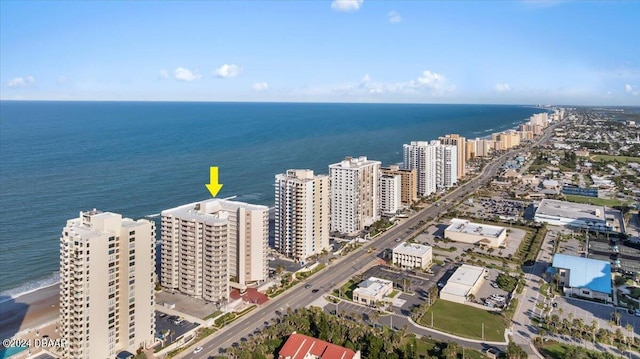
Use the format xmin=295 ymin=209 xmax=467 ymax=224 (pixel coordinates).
xmin=465 ymin=140 xmax=476 ymax=160
xmin=60 ymin=210 xmax=156 ymax=359
xmin=329 ymin=156 xmax=380 ymax=235
xmin=274 ymin=169 xmax=330 ymax=263
xmin=381 ymin=165 xmax=418 ymax=205
xmin=160 ymin=199 xmax=268 ymax=301
xmin=492 ymin=131 xmax=520 ymax=150
xmin=439 ymin=134 xmax=466 ymax=178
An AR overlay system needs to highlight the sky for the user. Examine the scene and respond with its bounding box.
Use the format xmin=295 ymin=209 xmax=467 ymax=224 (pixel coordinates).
xmin=1 ymin=0 xmax=639 ymax=105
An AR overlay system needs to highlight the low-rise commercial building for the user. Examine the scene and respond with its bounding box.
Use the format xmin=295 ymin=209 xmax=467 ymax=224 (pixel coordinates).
xmin=534 ymin=199 xmax=624 ymax=233
xmin=440 ymin=264 xmax=486 ymax=304
xmin=444 ymin=218 xmax=507 ymax=248
xmin=392 ymin=242 xmax=432 ymax=269
xmin=352 ymin=277 xmax=393 ymax=306
xmin=552 ymin=254 xmax=612 ymax=303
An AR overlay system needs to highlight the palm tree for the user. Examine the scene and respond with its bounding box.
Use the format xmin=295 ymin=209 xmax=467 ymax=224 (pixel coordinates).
xmin=443 ymin=341 xmax=458 ymax=359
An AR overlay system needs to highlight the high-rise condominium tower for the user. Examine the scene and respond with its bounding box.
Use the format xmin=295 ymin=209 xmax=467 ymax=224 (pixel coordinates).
xmin=160 ymin=199 xmax=268 ymax=302
xmin=274 ymin=169 xmax=330 ymax=263
xmin=439 ymin=134 xmax=466 ymax=178
xmin=431 ymin=140 xmax=458 ymax=189
xmin=329 ymin=156 xmax=381 ymax=235
xmin=403 ymin=141 xmax=436 ymax=197
xmin=379 ymin=174 xmax=402 ymax=215
xmin=60 ymin=210 xmax=156 ymax=359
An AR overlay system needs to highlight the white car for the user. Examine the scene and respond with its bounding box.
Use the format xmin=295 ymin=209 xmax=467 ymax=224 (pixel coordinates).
xmin=193 ymin=347 xmax=203 ymax=354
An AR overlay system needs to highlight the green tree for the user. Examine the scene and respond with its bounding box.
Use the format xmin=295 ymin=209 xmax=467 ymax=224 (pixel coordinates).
xmin=443 ymin=341 xmax=459 ymax=359
xmin=505 ymin=340 xmax=527 ymax=359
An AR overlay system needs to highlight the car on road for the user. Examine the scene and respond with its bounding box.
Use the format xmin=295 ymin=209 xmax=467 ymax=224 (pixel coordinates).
xmin=311 ymin=289 xmax=319 ymax=293
xmin=304 ymin=284 xmax=311 ymax=289
xmin=193 ymin=346 xmax=203 ymax=354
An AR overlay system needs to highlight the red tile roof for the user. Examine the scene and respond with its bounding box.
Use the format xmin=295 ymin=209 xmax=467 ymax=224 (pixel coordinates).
xmin=278 ymin=333 xmax=357 ymax=359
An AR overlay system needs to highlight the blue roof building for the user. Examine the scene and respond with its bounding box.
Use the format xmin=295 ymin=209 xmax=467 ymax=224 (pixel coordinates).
xmin=552 ymin=253 xmax=612 ymax=302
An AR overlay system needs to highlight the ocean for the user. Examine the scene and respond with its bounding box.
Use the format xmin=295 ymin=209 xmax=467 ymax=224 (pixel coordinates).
xmin=0 ymin=101 xmax=546 ymax=297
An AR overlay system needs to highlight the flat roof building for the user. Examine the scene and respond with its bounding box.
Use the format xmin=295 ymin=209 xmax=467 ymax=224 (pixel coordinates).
xmin=534 ymin=199 xmax=624 ymax=233
xmin=552 ymin=253 xmax=612 ymax=302
xmin=329 ymin=156 xmax=381 ymax=235
xmin=444 ymin=218 xmax=507 ymax=248
xmin=379 ymin=174 xmax=402 ymax=215
xmin=60 ymin=210 xmax=156 ymax=358
xmin=392 ymin=242 xmax=433 ymax=269
xmin=440 ymin=264 xmax=486 ymax=304
xmin=381 ymin=165 xmax=418 ymax=206
xmin=352 ymin=277 xmax=393 ymax=307
xmin=161 ymin=199 xmax=269 ymax=302
xmin=275 ymin=169 xmax=330 ymax=263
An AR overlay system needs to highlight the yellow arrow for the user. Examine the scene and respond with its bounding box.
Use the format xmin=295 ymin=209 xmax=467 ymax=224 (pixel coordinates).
xmin=205 ymin=166 xmax=223 ymax=197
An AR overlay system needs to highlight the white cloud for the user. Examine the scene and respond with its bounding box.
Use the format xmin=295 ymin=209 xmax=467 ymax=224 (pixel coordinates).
xmin=388 ymin=11 xmax=402 ymax=23
xmin=494 ymin=83 xmax=512 ymax=93
xmin=336 ymin=71 xmax=453 ymax=97
xmin=57 ymin=76 xmax=68 ymax=85
xmin=214 ymin=64 xmax=241 ymax=78
xmin=626 ymin=84 xmax=639 ymax=96
xmin=173 ymin=67 xmax=201 ymax=81
xmin=252 ymin=82 xmax=269 ymax=91
xmin=159 ymin=69 xmax=169 ymax=79
xmin=398 ymin=70 xmax=452 ymax=95
xmin=331 ymin=0 xmax=363 ymax=12
xmin=7 ymin=76 xmax=35 ymax=88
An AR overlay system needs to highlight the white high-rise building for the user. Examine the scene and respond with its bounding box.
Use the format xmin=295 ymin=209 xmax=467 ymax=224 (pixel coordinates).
xmin=403 ymin=141 xmax=436 ymax=197
xmin=329 ymin=156 xmax=381 ymax=235
xmin=274 ymin=169 xmax=330 ymax=263
xmin=439 ymin=134 xmax=466 ymax=178
xmin=160 ymin=199 xmax=268 ymax=301
xmin=60 ymin=210 xmax=156 ymax=359
xmin=431 ymin=140 xmax=458 ymax=189
xmin=380 ymin=174 xmax=402 ymax=215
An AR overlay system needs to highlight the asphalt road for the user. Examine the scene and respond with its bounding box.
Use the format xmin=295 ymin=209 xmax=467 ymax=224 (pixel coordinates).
xmin=183 ymin=118 xmax=565 ymax=358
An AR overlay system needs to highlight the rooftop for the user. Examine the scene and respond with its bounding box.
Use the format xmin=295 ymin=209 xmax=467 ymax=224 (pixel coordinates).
xmin=445 ymin=219 xmax=506 ymax=238
xmin=353 ymin=277 xmax=392 ymax=298
xmin=535 ymin=199 xmax=606 ymax=222
xmin=161 ymin=198 xmax=268 ymax=224
xmin=278 ymin=332 xmax=358 ymax=359
xmin=447 ymin=264 xmax=485 ymax=287
xmin=393 ymin=242 xmax=432 ymax=257
xmin=552 ymin=253 xmax=612 ymax=294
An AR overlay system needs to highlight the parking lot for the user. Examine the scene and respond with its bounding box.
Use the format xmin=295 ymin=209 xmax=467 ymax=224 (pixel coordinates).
xmin=362 ymin=265 xmax=431 ymax=292
xmin=588 ymin=239 xmax=640 ymax=273
xmin=459 ymin=197 xmax=527 ymax=221
xmin=155 ymin=311 xmax=198 ymax=343
xmin=156 ymin=291 xmax=221 ymax=320
xmin=550 ymin=297 xmax=639 ymax=337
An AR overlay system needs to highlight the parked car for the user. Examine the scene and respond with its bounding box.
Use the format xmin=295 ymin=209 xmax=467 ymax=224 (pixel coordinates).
xmin=635 ymin=309 xmax=640 ymax=317
xmin=491 ymin=282 xmax=499 ymax=288
xmin=304 ymin=284 xmax=311 ymax=289
xmin=193 ymin=346 xmax=203 ymax=354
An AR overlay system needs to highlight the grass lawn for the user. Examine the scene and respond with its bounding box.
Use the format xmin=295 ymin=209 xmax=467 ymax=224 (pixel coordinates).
xmin=592 ymin=154 xmax=640 ymax=163
xmin=418 ymin=300 xmax=506 ymax=341
xmin=539 ymin=342 xmax=603 ymax=359
xmin=563 ymin=194 xmax=627 ymax=207
xmin=332 ymin=280 xmax=359 ymax=300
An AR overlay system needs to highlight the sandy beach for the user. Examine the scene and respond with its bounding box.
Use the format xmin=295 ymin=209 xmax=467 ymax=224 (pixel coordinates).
xmin=0 ymin=285 xmax=60 ymax=341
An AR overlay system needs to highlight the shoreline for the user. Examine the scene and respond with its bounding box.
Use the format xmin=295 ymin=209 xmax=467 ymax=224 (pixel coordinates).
xmin=0 ymin=108 xmax=552 ymax=339
xmin=0 ymin=284 xmax=60 ymax=341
